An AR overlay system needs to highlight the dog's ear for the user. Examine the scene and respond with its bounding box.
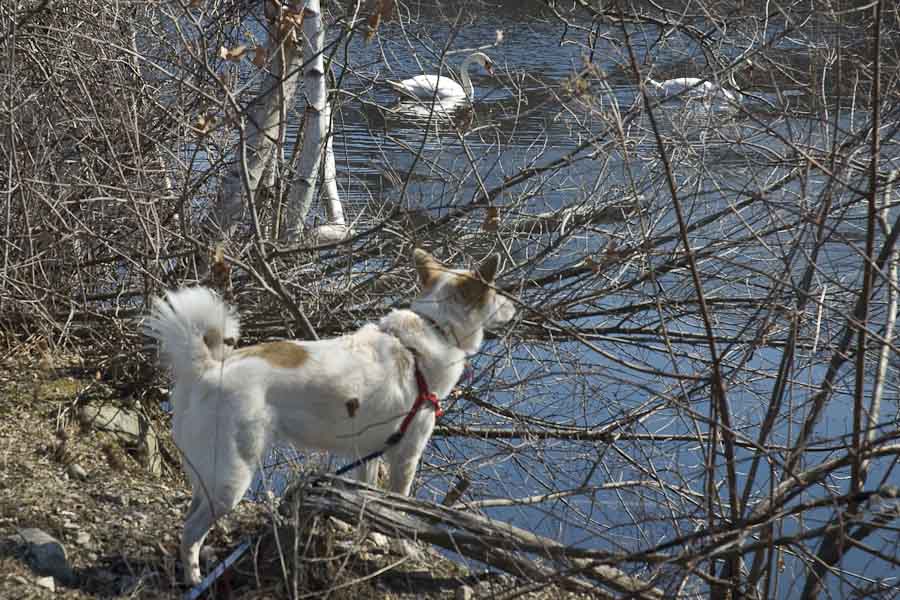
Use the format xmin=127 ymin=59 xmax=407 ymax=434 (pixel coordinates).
xmin=477 ymin=253 xmax=500 ymax=283
xmin=458 ymin=254 xmax=501 ymax=304
xmin=413 ymin=248 xmax=443 ymax=287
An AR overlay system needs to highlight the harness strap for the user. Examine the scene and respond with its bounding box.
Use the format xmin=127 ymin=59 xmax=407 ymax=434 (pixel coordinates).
xmin=393 ymin=361 xmax=443 ymax=438
xmin=338 ymin=358 xmax=441 ymax=470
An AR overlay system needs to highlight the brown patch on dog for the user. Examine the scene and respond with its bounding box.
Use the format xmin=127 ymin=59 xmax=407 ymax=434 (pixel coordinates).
xmin=449 ymin=253 xmax=500 ymax=305
xmin=345 ymin=398 xmax=360 ymax=418
xmin=203 ymin=328 xmax=223 ymax=349
xmin=452 ymin=273 xmax=488 ymax=305
xmin=237 ymin=341 xmax=309 ymax=369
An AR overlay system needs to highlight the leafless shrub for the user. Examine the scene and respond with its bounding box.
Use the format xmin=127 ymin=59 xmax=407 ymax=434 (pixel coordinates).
xmin=3 ymin=0 xmax=900 ymax=598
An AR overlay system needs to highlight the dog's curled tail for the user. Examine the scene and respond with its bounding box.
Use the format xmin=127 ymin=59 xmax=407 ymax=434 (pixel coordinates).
xmin=143 ymin=287 xmax=240 ymax=382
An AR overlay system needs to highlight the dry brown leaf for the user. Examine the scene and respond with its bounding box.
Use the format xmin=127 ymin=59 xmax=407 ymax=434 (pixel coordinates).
xmin=274 ymin=8 xmax=304 ymax=43
xmin=193 ymin=113 xmax=217 ymax=136
xmin=365 ymin=0 xmax=394 ymax=43
xmin=482 ymin=206 xmax=500 ymax=232
xmin=189 ymin=0 xmax=202 ymax=7
xmin=365 ymin=13 xmax=381 ymax=41
xmin=218 ymin=45 xmax=248 ymax=62
xmin=210 ymin=243 xmax=230 ymax=280
xmin=252 ymin=46 xmax=267 ymax=68
xmin=374 ymin=0 xmax=394 ymax=20
xmin=283 ymin=9 xmax=304 ymax=26
xmin=584 ymin=241 xmax=625 ymax=273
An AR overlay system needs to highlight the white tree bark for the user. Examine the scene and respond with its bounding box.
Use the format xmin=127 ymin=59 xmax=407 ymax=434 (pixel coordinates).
xmin=212 ymin=8 xmax=304 ymax=238
xmin=320 ymin=107 xmax=345 ymax=227
xmin=281 ymin=0 xmax=350 ymax=244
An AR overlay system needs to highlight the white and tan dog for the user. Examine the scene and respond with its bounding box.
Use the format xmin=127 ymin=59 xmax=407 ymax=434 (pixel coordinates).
xmin=144 ymin=249 xmax=515 ymax=586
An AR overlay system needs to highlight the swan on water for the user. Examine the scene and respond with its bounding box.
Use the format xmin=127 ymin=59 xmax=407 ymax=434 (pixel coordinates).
xmin=646 ymin=61 xmax=753 ymax=109
xmin=387 ymin=51 xmax=494 ymax=103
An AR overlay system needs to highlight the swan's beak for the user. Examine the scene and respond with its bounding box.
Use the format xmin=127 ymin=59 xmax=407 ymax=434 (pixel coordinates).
xmin=484 ymin=60 xmax=494 ymax=76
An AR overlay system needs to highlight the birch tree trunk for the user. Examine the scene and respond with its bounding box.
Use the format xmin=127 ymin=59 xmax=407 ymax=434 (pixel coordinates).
xmin=211 ymin=6 xmax=304 ymax=238
xmin=281 ymin=0 xmax=350 ymax=244
xmin=321 ymin=108 xmax=345 ymax=226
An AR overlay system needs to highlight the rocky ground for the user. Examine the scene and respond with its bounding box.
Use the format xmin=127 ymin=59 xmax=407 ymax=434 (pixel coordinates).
xmin=0 ymin=352 xmax=579 ymax=599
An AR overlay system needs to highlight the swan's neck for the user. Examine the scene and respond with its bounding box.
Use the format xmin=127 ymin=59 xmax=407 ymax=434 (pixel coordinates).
xmin=458 ymin=56 xmax=477 ymax=100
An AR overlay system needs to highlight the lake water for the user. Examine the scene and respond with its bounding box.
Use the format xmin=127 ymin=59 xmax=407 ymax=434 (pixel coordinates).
xmin=232 ymin=1 xmax=900 ymax=596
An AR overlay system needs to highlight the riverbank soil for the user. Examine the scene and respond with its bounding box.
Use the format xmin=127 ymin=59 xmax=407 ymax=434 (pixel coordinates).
xmin=0 ymin=353 xmax=574 ymax=599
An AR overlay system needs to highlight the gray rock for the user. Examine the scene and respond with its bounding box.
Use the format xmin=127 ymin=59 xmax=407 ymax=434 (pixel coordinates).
xmin=78 ymin=403 xmax=161 ymax=476
xmin=79 ymin=404 xmax=141 ymax=439
xmin=75 ymin=531 xmax=91 ymax=548
xmin=34 ymin=576 xmax=56 ymax=592
xmin=67 ymin=462 xmax=87 ymax=480
xmin=11 ymin=528 xmax=75 ymax=585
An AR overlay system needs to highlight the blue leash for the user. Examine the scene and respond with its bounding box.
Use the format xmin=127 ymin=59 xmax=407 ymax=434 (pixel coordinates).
xmin=182 ymin=444 xmax=394 ymax=600
xmin=184 ymin=539 xmax=251 ymax=600
xmin=182 ymin=448 xmax=392 ymax=600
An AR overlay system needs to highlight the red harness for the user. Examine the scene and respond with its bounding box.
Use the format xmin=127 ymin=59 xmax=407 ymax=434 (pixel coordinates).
xmin=397 ymin=362 xmax=444 ymax=435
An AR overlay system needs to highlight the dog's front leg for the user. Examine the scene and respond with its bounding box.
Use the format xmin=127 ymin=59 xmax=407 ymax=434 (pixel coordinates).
xmin=386 ymin=421 xmax=433 ymax=496
xmin=386 ymin=446 xmax=424 ymax=496
xmin=388 ymin=457 xmax=418 ymax=496
xmin=383 ymin=446 xmax=427 ymax=559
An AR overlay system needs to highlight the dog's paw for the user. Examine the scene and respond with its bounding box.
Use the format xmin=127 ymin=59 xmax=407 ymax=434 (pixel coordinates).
xmin=184 ymin=568 xmax=202 ymax=588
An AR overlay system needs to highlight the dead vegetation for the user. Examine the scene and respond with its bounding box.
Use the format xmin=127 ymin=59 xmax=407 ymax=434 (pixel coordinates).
xmin=4 ymin=0 xmax=900 ymax=598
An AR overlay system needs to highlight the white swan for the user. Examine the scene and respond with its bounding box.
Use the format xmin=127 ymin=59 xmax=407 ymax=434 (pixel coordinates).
xmin=646 ymin=61 xmax=752 ymax=109
xmin=387 ymin=51 xmax=494 ymax=103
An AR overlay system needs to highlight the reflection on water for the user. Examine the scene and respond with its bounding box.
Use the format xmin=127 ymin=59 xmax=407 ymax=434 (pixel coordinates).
xmin=224 ymin=3 xmax=897 ymax=594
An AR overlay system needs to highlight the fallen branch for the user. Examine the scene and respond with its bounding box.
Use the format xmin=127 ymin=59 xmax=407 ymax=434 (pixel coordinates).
xmin=501 ymin=197 xmax=645 ymax=235
xmin=432 ymin=425 xmax=846 ymax=452
xmin=285 ymin=477 xmax=664 ymax=599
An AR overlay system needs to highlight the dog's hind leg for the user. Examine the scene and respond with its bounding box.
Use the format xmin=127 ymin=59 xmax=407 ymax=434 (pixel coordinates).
xmin=181 ymin=457 xmax=257 ymax=586
xmin=354 ymin=458 xmax=380 ymax=487
xmin=181 ymin=495 xmax=214 ymax=587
